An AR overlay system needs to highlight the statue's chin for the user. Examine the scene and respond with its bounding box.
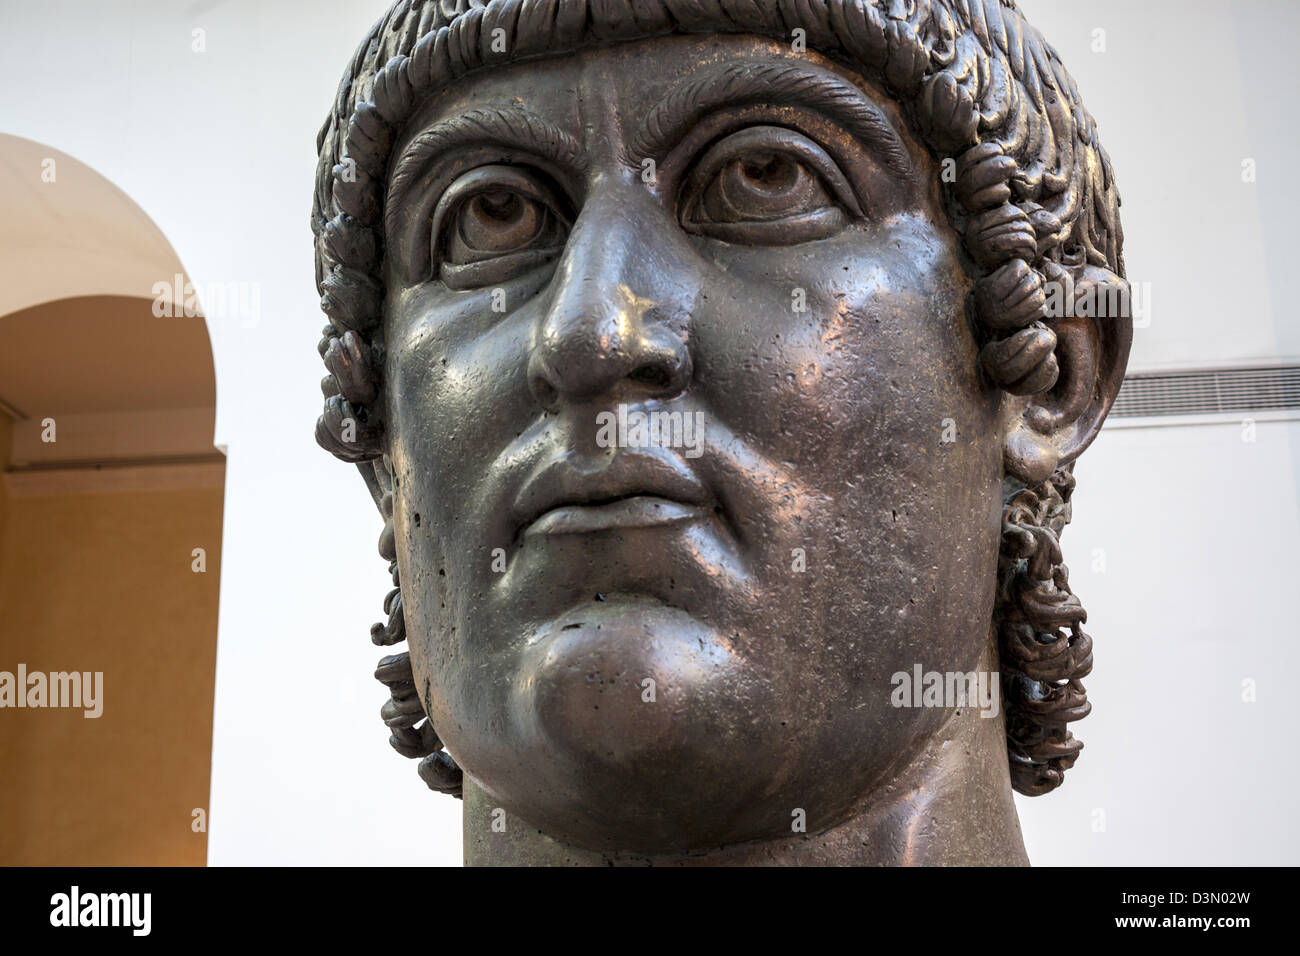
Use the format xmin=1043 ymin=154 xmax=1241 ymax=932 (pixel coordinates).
xmin=499 ymin=598 xmax=787 ymax=853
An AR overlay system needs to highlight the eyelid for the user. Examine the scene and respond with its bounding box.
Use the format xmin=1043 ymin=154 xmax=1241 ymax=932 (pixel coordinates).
xmin=679 ymin=125 xmax=865 ymax=221
xmin=441 ymin=249 xmax=561 ymax=291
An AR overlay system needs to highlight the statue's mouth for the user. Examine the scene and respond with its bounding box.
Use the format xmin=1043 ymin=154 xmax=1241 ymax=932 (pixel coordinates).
xmin=525 ymin=495 xmax=707 ymax=537
xmin=513 ymin=450 xmax=711 ymax=539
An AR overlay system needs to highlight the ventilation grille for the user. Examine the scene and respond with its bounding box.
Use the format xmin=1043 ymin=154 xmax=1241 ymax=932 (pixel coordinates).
xmin=1110 ymin=365 xmax=1300 ymax=419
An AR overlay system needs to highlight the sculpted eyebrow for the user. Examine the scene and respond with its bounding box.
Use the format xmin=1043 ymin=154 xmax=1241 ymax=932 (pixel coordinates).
xmin=386 ymin=106 xmax=586 ymax=222
xmin=632 ymin=62 xmax=915 ymax=182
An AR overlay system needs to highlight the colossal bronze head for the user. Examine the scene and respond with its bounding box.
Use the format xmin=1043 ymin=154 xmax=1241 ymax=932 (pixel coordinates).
xmin=312 ymin=0 xmax=1130 ymax=865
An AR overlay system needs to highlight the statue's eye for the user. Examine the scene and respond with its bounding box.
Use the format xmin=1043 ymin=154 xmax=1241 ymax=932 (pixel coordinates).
xmin=432 ymin=165 xmax=570 ymax=289
xmin=680 ymin=126 xmax=863 ymax=245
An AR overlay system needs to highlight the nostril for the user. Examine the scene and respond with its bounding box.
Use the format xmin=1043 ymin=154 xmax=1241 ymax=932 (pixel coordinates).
xmin=629 ymin=365 xmax=672 ymax=389
xmin=532 ymin=376 xmax=559 ymax=409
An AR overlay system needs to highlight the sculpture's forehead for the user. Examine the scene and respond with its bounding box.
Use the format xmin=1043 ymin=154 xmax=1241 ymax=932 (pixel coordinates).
xmin=389 ymin=32 xmax=918 ymax=175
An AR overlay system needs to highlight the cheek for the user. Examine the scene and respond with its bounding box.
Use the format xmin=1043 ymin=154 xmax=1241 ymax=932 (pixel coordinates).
xmin=381 ymin=277 xmax=555 ymax=738
xmin=381 ymin=274 xmax=547 ymax=585
xmin=691 ymin=216 xmax=1002 ymax=677
xmin=692 ymin=215 xmax=982 ymax=460
xmin=382 ymin=275 xmax=543 ymax=484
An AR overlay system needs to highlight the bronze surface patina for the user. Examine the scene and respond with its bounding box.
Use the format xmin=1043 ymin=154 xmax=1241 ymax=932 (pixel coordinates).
xmin=312 ymin=0 xmax=1131 ymax=866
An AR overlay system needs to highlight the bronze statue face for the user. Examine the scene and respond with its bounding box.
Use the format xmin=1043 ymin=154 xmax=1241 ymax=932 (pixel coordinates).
xmin=382 ymin=35 xmax=1000 ymax=852
xmin=313 ymin=0 xmax=1131 ymax=864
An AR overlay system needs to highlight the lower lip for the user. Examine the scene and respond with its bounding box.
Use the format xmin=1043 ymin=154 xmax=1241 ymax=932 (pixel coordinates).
xmin=525 ymin=496 xmax=707 ymax=537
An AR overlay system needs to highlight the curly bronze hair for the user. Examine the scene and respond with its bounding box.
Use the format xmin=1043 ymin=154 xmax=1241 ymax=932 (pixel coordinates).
xmin=312 ymin=0 xmax=1127 ymax=799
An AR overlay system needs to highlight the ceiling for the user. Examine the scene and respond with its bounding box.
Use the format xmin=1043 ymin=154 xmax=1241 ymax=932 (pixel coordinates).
xmin=0 ymin=134 xmax=186 ymax=321
xmin=0 ymin=295 xmax=216 ymax=417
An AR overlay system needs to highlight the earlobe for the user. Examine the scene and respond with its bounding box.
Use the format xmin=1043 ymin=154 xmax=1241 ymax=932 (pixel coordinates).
xmin=1000 ymin=262 xmax=1133 ymax=484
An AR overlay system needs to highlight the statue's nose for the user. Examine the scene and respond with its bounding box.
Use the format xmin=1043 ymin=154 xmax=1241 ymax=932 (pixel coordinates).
xmin=528 ymin=190 xmax=691 ymax=410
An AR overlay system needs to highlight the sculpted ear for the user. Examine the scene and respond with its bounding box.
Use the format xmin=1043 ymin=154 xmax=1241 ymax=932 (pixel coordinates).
xmin=983 ymin=260 xmax=1133 ymax=484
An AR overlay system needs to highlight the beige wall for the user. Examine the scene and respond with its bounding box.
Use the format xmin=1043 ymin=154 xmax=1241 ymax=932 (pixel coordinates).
xmin=0 ymin=482 xmax=223 ymax=865
xmin=0 ymin=294 xmax=223 ymax=865
xmin=0 ymin=416 xmax=11 ymax=602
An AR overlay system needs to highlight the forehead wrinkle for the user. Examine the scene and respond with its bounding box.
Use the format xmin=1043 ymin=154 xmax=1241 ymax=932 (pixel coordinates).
xmin=632 ymin=61 xmax=915 ymax=183
xmin=386 ymin=106 xmax=588 ymax=222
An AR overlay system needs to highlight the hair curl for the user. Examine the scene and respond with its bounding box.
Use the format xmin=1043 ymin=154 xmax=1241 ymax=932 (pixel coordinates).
xmin=313 ymin=0 xmax=1125 ymax=799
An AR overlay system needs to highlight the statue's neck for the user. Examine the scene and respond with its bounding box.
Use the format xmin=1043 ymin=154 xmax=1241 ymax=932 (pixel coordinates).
xmin=462 ymin=672 xmax=1028 ymax=866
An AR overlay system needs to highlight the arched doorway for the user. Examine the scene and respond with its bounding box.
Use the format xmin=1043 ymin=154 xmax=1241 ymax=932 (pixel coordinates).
xmin=0 ymin=136 xmax=223 ymax=864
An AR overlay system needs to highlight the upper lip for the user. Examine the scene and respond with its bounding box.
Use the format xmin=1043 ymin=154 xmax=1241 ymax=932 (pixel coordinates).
xmin=513 ymin=450 xmax=711 ymax=536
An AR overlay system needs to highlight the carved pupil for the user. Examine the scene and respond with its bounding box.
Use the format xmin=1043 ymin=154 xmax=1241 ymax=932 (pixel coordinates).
xmin=704 ymin=154 xmax=827 ymax=223
xmin=740 ymin=152 xmax=796 ymax=189
xmin=458 ymin=190 xmax=542 ymax=253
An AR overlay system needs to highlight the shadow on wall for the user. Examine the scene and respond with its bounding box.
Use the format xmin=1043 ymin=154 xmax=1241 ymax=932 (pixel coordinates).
xmin=0 ymin=133 xmax=225 ymax=866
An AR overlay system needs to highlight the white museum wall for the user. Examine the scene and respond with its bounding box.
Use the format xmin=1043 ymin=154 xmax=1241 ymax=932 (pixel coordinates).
xmin=1017 ymin=419 xmax=1300 ymax=866
xmin=0 ymin=0 xmax=1294 ymax=865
